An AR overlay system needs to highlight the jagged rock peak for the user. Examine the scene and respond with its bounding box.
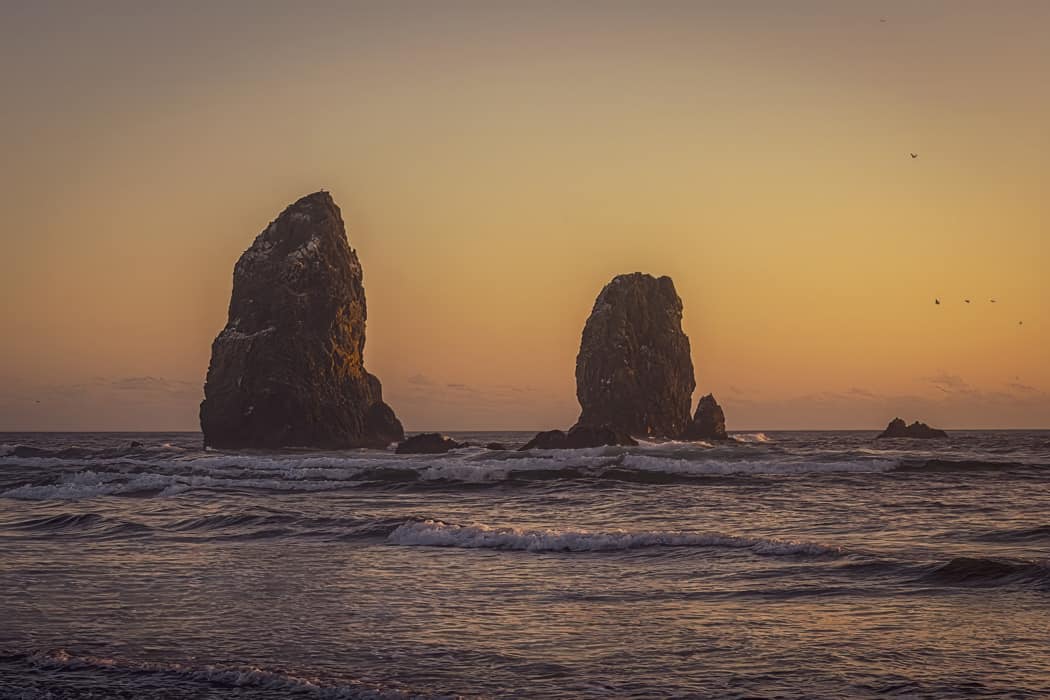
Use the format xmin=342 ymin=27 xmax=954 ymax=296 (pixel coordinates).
xmin=574 ymin=273 xmax=695 ymax=438
xmin=683 ymin=393 xmax=729 ymax=441
xmin=876 ymin=417 xmax=948 ymax=439
xmin=199 ymin=191 xmax=403 ymax=449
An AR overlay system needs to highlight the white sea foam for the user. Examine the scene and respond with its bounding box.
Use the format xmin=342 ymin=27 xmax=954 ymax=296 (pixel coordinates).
xmin=732 ymin=432 xmax=772 ymax=443
xmin=388 ymin=519 xmax=840 ymax=556
xmin=0 ymin=447 xmax=907 ymax=500
xmin=0 ymin=470 xmax=365 ymax=501
xmin=620 ymin=455 xmax=898 ymax=476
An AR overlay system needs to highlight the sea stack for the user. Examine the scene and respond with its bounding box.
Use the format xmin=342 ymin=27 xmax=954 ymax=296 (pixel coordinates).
xmin=683 ymin=394 xmax=729 ymax=441
xmin=573 ymin=273 xmax=695 ymax=438
xmin=199 ymin=191 xmax=403 ymax=449
xmin=876 ymin=418 xmax=948 ymax=439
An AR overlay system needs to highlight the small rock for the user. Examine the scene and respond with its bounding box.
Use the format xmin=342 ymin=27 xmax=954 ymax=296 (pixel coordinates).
xmin=395 ymin=433 xmax=463 ymax=454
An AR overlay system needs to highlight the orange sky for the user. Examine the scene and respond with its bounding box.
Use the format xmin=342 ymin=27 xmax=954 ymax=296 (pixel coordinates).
xmin=1 ymin=1 xmax=1047 ymax=431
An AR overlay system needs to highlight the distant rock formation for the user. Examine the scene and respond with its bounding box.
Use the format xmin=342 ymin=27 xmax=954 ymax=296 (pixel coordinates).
xmin=683 ymin=394 xmax=729 ymax=441
xmin=395 ymin=433 xmax=463 ymax=454
xmin=200 ymin=191 xmax=403 ymax=449
xmin=876 ymin=418 xmax=948 ymax=439
xmin=574 ymin=273 xmax=695 ymax=438
xmin=520 ymin=425 xmax=638 ymax=451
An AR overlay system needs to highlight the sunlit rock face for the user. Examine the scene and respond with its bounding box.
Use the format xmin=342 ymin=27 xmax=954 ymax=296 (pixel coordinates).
xmin=573 ymin=273 xmax=695 ymax=438
xmin=200 ymin=191 xmax=403 ymax=448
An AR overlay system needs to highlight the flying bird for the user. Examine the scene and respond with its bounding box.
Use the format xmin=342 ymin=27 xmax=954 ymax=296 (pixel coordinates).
xmin=1019 ymin=321 xmax=1024 ymax=326
xmin=964 ymin=299 xmax=971 ymax=304
xmin=910 ymin=153 xmax=918 ymax=159
xmin=935 ymin=298 xmax=940 ymax=305
xmin=990 ymin=299 xmax=997 ymax=303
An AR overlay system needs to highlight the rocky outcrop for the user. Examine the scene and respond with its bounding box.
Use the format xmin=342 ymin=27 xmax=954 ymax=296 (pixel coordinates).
xmin=484 ymin=442 xmax=508 ymax=451
xmin=200 ymin=191 xmax=403 ymax=449
xmin=683 ymin=394 xmax=729 ymax=441
xmin=574 ymin=273 xmax=695 ymax=438
xmin=520 ymin=425 xmax=638 ymax=451
xmin=876 ymin=418 xmax=948 ymax=439
xmin=395 ymin=433 xmax=463 ymax=454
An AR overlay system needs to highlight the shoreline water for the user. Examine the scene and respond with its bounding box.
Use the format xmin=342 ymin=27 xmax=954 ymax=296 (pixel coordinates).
xmin=2 ymin=430 xmax=1049 ymax=698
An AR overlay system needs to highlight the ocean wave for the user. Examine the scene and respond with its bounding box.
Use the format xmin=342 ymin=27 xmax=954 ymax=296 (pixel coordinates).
xmin=4 ymin=446 xmax=1042 ymax=501
xmin=1 ymin=453 xmax=910 ymax=500
xmin=731 ymin=432 xmax=772 ymax=443
xmin=620 ymin=455 xmax=898 ymax=476
xmin=8 ymin=649 xmax=442 ymax=699
xmin=387 ymin=519 xmax=841 ymax=556
xmin=975 ymin=524 xmax=1050 ymax=543
xmin=892 ymin=459 xmax=1035 ymax=472
xmin=923 ymin=557 xmax=1050 ymax=587
xmin=2 ymin=442 xmax=188 ymax=460
xmin=0 ymin=470 xmax=365 ymax=501
xmin=1 ymin=512 xmax=152 ymax=539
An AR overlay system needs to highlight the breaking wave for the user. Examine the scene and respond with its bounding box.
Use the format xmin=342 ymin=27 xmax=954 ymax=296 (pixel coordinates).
xmin=923 ymin=557 xmax=1050 ymax=587
xmin=387 ymin=519 xmax=841 ymax=556
xmin=1 ymin=435 xmax=1042 ymax=502
xmin=732 ymin=432 xmax=772 ymax=443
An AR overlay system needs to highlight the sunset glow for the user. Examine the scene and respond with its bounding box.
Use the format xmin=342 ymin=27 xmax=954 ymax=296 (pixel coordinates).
xmin=2 ymin=1 xmax=1046 ymax=430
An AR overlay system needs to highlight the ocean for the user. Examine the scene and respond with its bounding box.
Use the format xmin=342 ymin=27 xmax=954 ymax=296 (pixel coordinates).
xmin=1 ymin=430 xmax=1048 ymax=699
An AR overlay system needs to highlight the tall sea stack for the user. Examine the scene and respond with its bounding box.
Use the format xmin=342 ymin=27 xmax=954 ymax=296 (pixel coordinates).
xmin=573 ymin=273 xmax=695 ymax=438
xmin=200 ymin=191 xmax=403 ymax=448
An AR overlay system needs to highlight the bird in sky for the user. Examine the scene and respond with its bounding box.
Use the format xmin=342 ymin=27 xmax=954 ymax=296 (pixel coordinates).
xmin=990 ymin=299 xmax=997 ymax=303
xmin=964 ymin=299 xmax=971 ymax=304
xmin=1019 ymin=321 xmax=1024 ymax=326
xmin=935 ymin=298 xmax=941 ymax=305
xmin=910 ymin=153 xmax=918 ymax=159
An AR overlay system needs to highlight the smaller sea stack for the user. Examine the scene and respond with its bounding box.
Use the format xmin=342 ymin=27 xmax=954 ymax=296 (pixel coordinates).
xmin=876 ymin=418 xmax=948 ymax=439
xmin=683 ymin=394 xmax=730 ymax=441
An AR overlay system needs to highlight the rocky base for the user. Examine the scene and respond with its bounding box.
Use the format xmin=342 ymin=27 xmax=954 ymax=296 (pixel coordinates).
xmin=520 ymin=425 xmax=638 ymax=451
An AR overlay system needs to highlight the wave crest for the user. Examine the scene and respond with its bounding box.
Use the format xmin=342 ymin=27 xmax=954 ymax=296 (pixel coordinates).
xmin=11 ymin=649 xmax=430 ymax=699
xmin=387 ymin=519 xmax=840 ymax=556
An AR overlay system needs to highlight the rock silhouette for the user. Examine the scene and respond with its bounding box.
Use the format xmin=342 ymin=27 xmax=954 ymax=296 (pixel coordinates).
xmin=396 ymin=433 xmax=463 ymax=454
xmin=520 ymin=425 xmax=638 ymax=451
xmin=876 ymin=418 xmax=948 ymax=439
xmin=683 ymin=394 xmax=729 ymax=441
xmin=200 ymin=191 xmax=403 ymax=449
xmin=574 ymin=273 xmax=695 ymax=438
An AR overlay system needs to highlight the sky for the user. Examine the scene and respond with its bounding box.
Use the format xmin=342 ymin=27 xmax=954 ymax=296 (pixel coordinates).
xmin=1 ymin=0 xmax=1047 ymax=431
